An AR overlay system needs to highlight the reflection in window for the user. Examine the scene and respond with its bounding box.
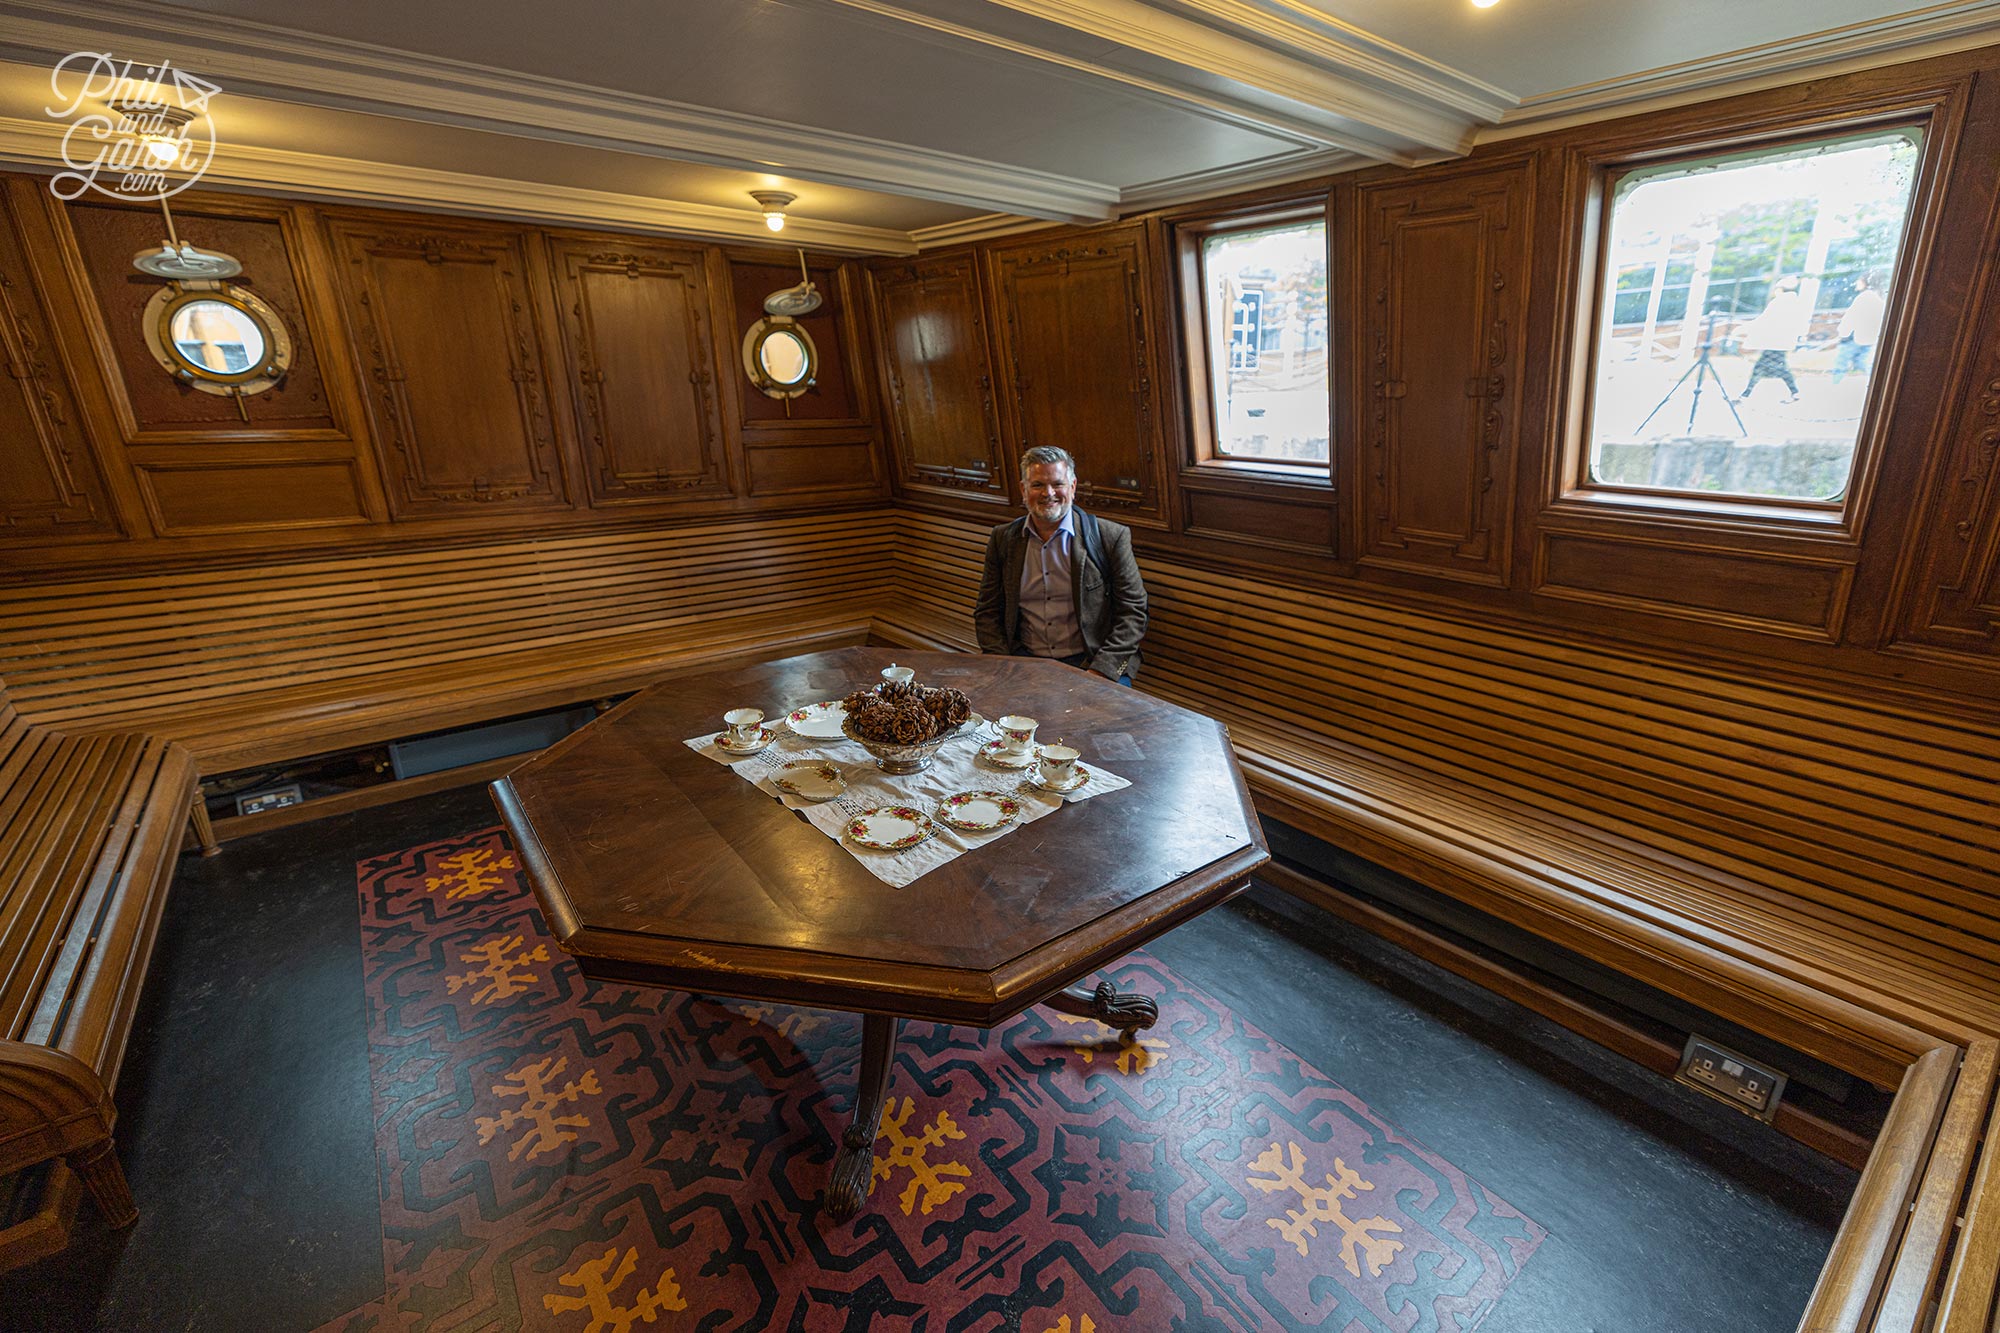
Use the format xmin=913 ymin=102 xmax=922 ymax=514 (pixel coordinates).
xmin=170 ymin=298 xmax=266 ymax=375
xmin=1585 ymin=129 xmax=1920 ymax=504
xmin=758 ymin=328 xmax=811 ymax=385
xmin=1201 ymin=221 xmax=1329 ymax=463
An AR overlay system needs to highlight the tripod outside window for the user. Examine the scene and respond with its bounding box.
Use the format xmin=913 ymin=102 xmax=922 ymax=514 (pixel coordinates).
xmin=1635 ymin=311 xmax=1747 ymax=438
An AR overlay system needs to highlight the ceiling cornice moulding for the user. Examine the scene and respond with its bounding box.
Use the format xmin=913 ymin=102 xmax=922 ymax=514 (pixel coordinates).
xmin=909 ymin=212 xmax=1053 ymax=250
xmin=0 ymin=116 xmax=920 ymax=255
xmin=0 ymin=0 xmax=1116 ymax=223
xmin=1495 ymin=1 xmax=2000 ymax=132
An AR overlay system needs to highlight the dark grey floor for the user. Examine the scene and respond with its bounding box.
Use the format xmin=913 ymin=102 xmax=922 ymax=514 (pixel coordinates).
xmin=0 ymin=785 xmax=1853 ymax=1331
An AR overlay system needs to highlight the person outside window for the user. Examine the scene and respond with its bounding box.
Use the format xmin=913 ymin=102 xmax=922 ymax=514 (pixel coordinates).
xmin=973 ymin=446 xmax=1147 ymax=685
xmin=1833 ymin=271 xmax=1887 ymax=384
xmin=1737 ymin=275 xmax=1810 ymax=403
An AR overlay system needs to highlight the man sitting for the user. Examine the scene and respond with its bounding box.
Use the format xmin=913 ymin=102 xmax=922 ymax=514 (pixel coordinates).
xmin=973 ymin=446 xmax=1147 ymax=684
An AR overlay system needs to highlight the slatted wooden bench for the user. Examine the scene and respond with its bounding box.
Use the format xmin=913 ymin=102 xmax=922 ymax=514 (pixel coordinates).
xmin=0 ymin=681 xmax=196 ymax=1254
xmin=0 ymin=514 xmax=891 ymax=779
xmin=882 ymin=508 xmax=2000 ymax=1330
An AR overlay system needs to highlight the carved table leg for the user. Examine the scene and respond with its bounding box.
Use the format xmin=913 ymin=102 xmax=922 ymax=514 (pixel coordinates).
xmin=827 ymin=1013 xmax=897 ymax=1220
xmin=1043 ymin=980 xmax=1159 ymax=1033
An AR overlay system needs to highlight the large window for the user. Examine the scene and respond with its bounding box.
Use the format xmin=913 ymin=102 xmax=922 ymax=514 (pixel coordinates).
xmin=1194 ymin=219 xmax=1329 ymax=465
xmin=1581 ymin=128 xmax=1921 ymax=506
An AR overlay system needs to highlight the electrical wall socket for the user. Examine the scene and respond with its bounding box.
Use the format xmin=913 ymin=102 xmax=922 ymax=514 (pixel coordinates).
xmin=1675 ymin=1036 xmax=1787 ymax=1122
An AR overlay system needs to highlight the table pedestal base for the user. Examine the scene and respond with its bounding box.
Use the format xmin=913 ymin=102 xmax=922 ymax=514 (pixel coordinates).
xmin=823 ymin=979 xmax=1158 ymax=1220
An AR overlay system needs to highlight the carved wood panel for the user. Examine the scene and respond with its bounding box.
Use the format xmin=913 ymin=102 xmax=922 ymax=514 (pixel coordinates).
xmin=1894 ymin=298 xmax=2000 ymax=656
xmin=990 ymin=225 xmax=1162 ymax=521
xmin=62 ymin=198 xmax=339 ymax=437
xmin=0 ymin=187 xmax=115 ymax=539
xmin=549 ymin=239 xmax=728 ymax=505
xmin=871 ymin=255 xmax=1003 ymax=497
xmin=331 ymin=218 xmax=568 ymax=517
xmin=1359 ymin=163 xmax=1529 ymax=586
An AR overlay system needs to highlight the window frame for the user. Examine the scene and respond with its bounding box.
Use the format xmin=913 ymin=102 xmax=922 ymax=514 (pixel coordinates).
xmin=1556 ymin=96 xmax=1958 ymax=537
xmin=1174 ymin=202 xmax=1333 ymax=476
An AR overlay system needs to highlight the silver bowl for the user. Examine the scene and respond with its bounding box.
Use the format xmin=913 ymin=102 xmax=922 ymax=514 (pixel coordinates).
xmin=840 ymin=714 xmax=971 ymax=774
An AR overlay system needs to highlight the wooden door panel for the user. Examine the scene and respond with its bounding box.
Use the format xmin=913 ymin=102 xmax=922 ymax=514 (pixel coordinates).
xmin=334 ymin=222 xmax=566 ymax=517
xmin=874 ymin=256 xmax=1003 ymax=496
xmin=555 ymin=242 xmax=727 ymax=503
xmin=1360 ymin=164 xmax=1529 ymax=586
xmin=0 ymin=188 xmax=115 ymax=539
xmin=992 ymin=229 xmax=1162 ymax=521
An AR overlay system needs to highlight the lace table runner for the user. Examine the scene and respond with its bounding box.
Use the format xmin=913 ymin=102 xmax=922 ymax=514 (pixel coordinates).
xmin=683 ymin=720 xmax=1131 ymax=887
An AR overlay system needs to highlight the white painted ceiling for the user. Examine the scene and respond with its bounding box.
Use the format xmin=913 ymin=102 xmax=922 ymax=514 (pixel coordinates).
xmin=0 ymin=0 xmax=1995 ymax=251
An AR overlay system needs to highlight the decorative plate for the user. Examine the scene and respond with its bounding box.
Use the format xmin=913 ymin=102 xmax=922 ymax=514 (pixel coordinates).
xmin=1028 ymin=763 xmax=1091 ymax=794
xmin=978 ymin=738 xmax=1037 ymax=769
xmin=843 ymin=806 xmax=936 ymax=851
xmin=935 ymin=789 xmax=1025 ymax=833
xmin=772 ymin=760 xmax=845 ymax=801
xmin=783 ymin=701 xmax=849 ymax=740
xmin=718 ymin=726 xmax=774 ymax=754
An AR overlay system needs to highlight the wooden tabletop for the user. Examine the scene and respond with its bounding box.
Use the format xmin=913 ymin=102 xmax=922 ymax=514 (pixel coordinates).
xmin=492 ymin=647 xmax=1268 ymax=1025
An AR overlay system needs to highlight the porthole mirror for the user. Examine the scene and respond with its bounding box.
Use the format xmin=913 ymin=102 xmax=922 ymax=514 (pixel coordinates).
xmin=141 ymin=281 xmax=293 ymax=402
xmin=742 ymin=316 xmax=817 ymax=400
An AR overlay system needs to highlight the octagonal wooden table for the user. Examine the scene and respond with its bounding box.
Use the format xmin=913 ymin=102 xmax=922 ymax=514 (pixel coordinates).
xmin=490 ymin=647 xmax=1268 ymax=1218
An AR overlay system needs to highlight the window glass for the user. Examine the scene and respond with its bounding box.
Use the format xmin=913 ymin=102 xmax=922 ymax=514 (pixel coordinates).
xmin=170 ymin=298 xmax=265 ymax=374
xmin=1201 ymin=221 xmax=1329 ymax=463
xmin=758 ymin=328 xmax=812 ymax=385
xmin=1585 ymin=130 xmax=1920 ymax=503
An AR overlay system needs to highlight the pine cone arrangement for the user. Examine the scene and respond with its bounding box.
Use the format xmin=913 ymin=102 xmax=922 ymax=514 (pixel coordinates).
xmin=842 ymin=680 xmax=973 ymax=745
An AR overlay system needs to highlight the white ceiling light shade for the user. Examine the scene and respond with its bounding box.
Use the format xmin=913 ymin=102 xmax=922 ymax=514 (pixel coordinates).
xmin=1471 ymin=0 xmax=1500 ymax=7
xmin=109 ymin=98 xmax=196 ymax=167
xmin=750 ymin=189 xmax=797 ymax=232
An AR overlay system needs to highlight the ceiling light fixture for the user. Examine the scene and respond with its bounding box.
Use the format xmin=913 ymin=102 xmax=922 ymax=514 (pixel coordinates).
xmin=749 ymin=190 xmax=797 ymax=233
xmin=1470 ymin=0 xmax=1500 ymax=7
xmin=109 ymin=98 xmax=195 ymax=167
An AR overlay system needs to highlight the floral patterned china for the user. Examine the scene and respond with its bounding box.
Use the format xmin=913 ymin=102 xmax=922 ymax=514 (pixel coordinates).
xmin=771 ymin=760 xmax=846 ymax=801
xmin=1027 ymin=762 xmax=1091 ymax=794
xmin=977 ymin=738 xmax=1037 ymax=769
xmin=782 ymin=701 xmax=849 ymax=740
xmin=717 ymin=726 xmax=774 ymax=755
xmin=935 ymin=789 xmax=1024 ymax=833
xmin=843 ymin=806 xmax=937 ymax=851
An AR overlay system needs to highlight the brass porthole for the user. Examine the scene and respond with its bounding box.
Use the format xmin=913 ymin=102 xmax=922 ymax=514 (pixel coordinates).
xmin=741 ymin=315 xmax=817 ymax=400
xmin=142 ymin=282 xmax=293 ymax=399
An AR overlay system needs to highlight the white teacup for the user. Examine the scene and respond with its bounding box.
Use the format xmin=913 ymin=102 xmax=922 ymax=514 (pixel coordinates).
xmin=723 ymin=707 xmax=765 ymax=746
xmin=880 ymin=663 xmax=916 ymax=685
xmin=997 ymin=715 xmax=1037 ymax=755
xmin=1037 ymin=743 xmax=1080 ymax=787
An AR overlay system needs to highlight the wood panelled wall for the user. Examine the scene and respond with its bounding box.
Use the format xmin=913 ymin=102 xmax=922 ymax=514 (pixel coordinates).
xmin=863 ymin=46 xmax=2000 ymax=712
xmin=0 ymin=177 xmax=885 ymax=579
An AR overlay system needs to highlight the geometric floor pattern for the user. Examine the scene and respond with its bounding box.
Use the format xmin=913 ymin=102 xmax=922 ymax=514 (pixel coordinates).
xmin=319 ymin=828 xmax=1546 ymax=1332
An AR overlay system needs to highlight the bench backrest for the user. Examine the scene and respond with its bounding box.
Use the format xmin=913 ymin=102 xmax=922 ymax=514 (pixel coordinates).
xmin=0 ymin=513 xmax=888 ymax=737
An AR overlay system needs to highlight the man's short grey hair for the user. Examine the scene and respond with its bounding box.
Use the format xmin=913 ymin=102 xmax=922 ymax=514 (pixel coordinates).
xmin=1019 ymin=445 xmax=1076 ymax=479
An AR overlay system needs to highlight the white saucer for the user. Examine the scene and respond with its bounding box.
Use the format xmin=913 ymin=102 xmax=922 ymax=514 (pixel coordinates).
xmin=1027 ymin=763 xmax=1090 ymax=793
xmin=782 ymin=701 xmax=848 ymax=741
xmin=978 ymin=739 xmax=1036 ymax=769
xmin=717 ymin=727 xmax=774 ymax=755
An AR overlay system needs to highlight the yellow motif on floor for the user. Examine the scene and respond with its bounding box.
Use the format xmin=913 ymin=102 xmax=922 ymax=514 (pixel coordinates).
xmin=738 ymin=1004 xmax=830 ymax=1041
xmin=447 ymin=934 xmax=549 ymax=1004
xmin=425 ymin=848 xmax=516 ymax=902
xmin=544 ymin=1246 xmax=685 ymax=1333
xmin=872 ymin=1096 xmax=971 ymax=1216
xmin=1054 ymin=1013 xmax=1168 ymax=1074
xmin=1040 ymin=1316 xmax=1097 ymax=1333
xmin=476 ymin=1054 xmax=602 ymax=1161
xmin=1247 ymin=1140 xmax=1405 ymax=1277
